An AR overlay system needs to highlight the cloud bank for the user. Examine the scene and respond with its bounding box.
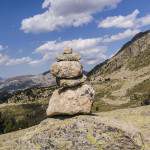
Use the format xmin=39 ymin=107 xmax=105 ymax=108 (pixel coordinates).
xmin=34 ymin=29 xmax=139 ymax=65
xmin=98 ymin=9 xmax=150 ymax=29
xmin=0 ymin=53 xmax=32 ymax=66
xmin=0 ymin=29 xmax=139 ymax=67
xmin=21 ymin=0 xmax=121 ymax=33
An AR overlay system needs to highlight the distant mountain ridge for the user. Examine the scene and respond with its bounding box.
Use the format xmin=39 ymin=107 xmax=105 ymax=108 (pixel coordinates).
xmin=0 ymin=69 xmax=88 ymax=94
xmin=0 ymin=71 xmax=55 ymax=93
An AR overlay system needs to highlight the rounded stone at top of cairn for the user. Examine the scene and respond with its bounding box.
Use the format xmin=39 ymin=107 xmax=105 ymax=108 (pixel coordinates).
xmin=51 ymin=48 xmax=82 ymax=79
xmin=63 ymin=47 xmax=73 ymax=54
xmin=46 ymin=48 xmax=95 ymax=117
xmin=56 ymin=48 xmax=81 ymax=62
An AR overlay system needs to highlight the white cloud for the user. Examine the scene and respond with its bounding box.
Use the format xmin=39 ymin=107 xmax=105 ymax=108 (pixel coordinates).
xmin=0 ymin=45 xmax=4 ymax=51
xmin=36 ymin=29 xmax=138 ymax=55
xmin=0 ymin=53 xmax=33 ymax=66
xmin=6 ymin=57 xmax=32 ymax=66
xmin=99 ymin=9 xmax=139 ymax=28
xmin=34 ymin=29 xmax=138 ymax=66
xmin=140 ymin=15 xmax=150 ymax=27
xmin=35 ymin=38 xmax=108 ymax=66
xmin=0 ymin=44 xmax=8 ymax=51
xmin=0 ymin=29 xmax=140 ymax=67
xmin=103 ymin=29 xmax=140 ymax=42
xmin=98 ymin=9 xmax=150 ymax=29
xmin=0 ymin=53 xmax=9 ymax=64
xmin=21 ymin=0 xmax=121 ymax=33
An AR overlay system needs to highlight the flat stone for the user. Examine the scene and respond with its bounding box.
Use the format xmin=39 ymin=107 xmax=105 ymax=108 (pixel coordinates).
xmin=46 ymin=84 xmax=95 ymax=117
xmin=56 ymin=53 xmax=81 ymax=62
xmin=63 ymin=48 xmax=72 ymax=54
xmin=57 ymin=75 xmax=87 ymax=88
xmin=51 ymin=61 xmax=83 ymax=78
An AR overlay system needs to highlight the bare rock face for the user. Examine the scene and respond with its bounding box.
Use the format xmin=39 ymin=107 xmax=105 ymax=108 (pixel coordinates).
xmin=51 ymin=61 xmax=83 ymax=78
xmin=46 ymin=84 xmax=95 ymax=116
xmin=57 ymin=75 xmax=87 ymax=88
xmin=47 ymin=48 xmax=95 ymax=117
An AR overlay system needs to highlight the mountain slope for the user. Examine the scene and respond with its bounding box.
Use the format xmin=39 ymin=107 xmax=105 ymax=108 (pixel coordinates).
xmin=88 ymin=30 xmax=150 ymax=78
xmin=87 ymin=30 xmax=150 ymax=111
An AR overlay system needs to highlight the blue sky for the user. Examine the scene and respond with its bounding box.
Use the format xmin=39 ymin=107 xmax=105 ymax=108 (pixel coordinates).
xmin=0 ymin=0 xmax=149 ymax=78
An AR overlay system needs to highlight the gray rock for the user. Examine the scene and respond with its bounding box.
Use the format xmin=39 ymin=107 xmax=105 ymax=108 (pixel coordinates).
xmin=56 ymin=53 xmax=81 ymax=62
xmin=47 ymin=48 xmax=95 ymax=117
xmin=46 ymin=84 xmax=95 ymax=116
xmin=57 ymin=75 xmax=87 ymax=88
xmin=51 ymin=61 xmax=83 ymax=78
xmin=0 ymin=106 xmax=145 ymax=150
xmin=63 ymin=47 xmax=72 ymax=54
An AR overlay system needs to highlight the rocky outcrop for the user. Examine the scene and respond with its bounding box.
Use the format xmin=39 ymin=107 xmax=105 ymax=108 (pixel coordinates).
xmin=47 ymin=48 xmax=95 ymax=117
xmin=17 ymin=117 xmax=141 ymax=150
xmin=1 ymin=105 xmax=149 ymax=150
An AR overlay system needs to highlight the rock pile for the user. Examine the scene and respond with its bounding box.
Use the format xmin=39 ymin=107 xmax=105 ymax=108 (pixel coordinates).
xmin=46 ymin=48 xmax=95 ymax=117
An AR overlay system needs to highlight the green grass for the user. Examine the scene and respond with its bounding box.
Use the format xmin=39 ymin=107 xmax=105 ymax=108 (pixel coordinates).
xmin=126 ymin=78 xmax=150 ymax=103
xmin=0 ymin=86 xmax=56 ymax=134
xmin=0 ymin=103 xmax=47 ymax=134
xmin=92 ymin=98 xmax=144 ymax=113
xmin=91 ymin=78 xmax=150 ymax=112
xmin=7 ymin=85 xmax=56 ymax=103
xmin=93 ymin=79 xmax=123 ymax=96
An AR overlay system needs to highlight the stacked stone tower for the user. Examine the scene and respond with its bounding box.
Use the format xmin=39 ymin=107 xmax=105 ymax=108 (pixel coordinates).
xmin=46 ymin=48 xmax=95 ymax=117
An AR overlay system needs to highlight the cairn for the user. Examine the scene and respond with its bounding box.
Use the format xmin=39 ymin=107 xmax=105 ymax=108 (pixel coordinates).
xmin=46 ymin=48 xmax=95 ymax=117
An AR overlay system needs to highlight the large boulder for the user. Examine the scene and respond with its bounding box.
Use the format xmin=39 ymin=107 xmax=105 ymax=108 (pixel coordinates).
xmin=57 ymin=75 xmax=87 ymax=88
xmin=56 ymin=53 xmax=80 ymax=62
xmin=46 ymin=84 xmax=95 ymax=116
xmin=2 ymin=106 xmax=148 ymax=149
xmin=51 ymin=61 xmax=83 ymax=78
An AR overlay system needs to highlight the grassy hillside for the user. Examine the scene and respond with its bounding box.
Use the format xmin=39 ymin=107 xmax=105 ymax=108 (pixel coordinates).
xmin=88 ymin=30 xmax=150 ymax=112
xmin=0 ymin=86 xmax=56 ymax=134
xmin=0 ymin=103 xmax=47 ymax=134
xmin=0 ymin=85 xmax=56 ymax=104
